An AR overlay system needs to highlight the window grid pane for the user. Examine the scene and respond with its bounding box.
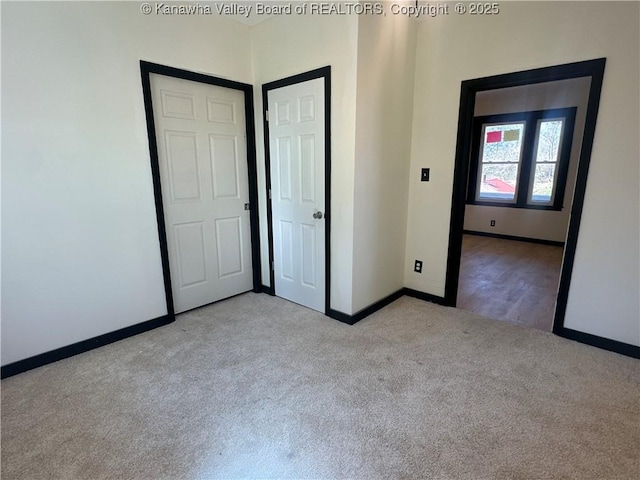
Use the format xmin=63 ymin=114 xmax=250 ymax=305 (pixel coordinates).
xmin=531 ymin=164 xmax=556 ymax=203
xmin=529 ymin=118 xmax=565 ymax=204
xmin=478 ymin=122 xmax=525 ymax=202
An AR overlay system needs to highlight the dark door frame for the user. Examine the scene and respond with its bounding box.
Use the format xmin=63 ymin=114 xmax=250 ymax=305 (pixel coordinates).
xmin=140 ymin=61 xmax=262 ymax=318
xmin=445 ymin=58 xmax=638 ymax=357
xmin=261 ymin=66 xmax=332 ymax=314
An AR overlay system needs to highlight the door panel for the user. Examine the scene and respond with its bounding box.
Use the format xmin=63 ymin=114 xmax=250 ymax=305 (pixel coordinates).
xmin=268 ymin=78 xmax=325 ymax=312
xmin=165 ymin=131 xmax=200 ymax=202
xmin=210 ymin=135 xmax=239 ymax=198
xmin=161 ymin=90 xmax=196 ymax=119
xmin=215 ymin=216 xmax=244 ymax=278
xmin=279 ymin=220 xmax=295 ymax=281
xmin=300 ymin=134 xmax=316 ymax=203
xmin=300 ymin=223 xmax=316 ymax=287
xmin=207 ymin=98 xmax=236 ymax=123
xmin=151 ymin=73 xmax=253 ymax=313
xmin=174 ymin=222 xmax=207 ymax=288
xmin=277 ymin=136 xmax=293 ymax=200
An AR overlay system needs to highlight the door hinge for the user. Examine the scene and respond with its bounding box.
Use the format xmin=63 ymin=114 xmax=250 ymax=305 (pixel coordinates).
xmin=265 ymin=110 xmax=269 ymax=122
xmin=268 ymin=189 xmax=272 ymax=200
xmin=271 ymin=261 xmax=274 ymax=271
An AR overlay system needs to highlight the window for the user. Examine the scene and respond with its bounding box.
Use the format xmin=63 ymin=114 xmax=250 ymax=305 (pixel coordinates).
xmin=467 ymin=108 xmax=577 ymax=210
xmin=476 ymin=122 xmax=526 ymax=203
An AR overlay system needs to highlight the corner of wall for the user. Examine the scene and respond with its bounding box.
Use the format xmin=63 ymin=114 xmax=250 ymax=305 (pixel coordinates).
xmin=351 ymin=15 xmax=418 ymax=312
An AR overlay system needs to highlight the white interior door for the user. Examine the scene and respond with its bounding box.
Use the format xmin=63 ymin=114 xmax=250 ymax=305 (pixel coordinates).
xmin=150 ymin=73 xmax=253 ymax=313
xmin=268 ymin=77 xmax=326 ymax=312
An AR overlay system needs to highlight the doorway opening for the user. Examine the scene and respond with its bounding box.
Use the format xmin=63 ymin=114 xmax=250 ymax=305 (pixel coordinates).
xmin=140 ymin=61 xmax=262 ymax=317
xmin=457 ymin=78 xmax=588 ymax=332
xmin=445 ymin=58 xmax=606 ymax=337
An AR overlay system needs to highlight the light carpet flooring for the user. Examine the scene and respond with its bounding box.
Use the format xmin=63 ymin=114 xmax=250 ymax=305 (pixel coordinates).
xmin=2 ymin=293 xmax=638 ymax=479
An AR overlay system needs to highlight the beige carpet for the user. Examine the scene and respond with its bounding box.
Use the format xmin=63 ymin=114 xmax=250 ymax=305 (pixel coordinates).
xmin=2 ymin=293 xmax=638 ymax=479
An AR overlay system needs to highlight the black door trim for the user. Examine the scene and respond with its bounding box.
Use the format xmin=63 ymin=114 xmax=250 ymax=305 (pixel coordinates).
xmin=140 ymin=61 xmax=262 ymax=318
xmin=444 ymin=58 xmax=640 ymax=358
xmin=262 ymin=66 xmax=331 ymax=314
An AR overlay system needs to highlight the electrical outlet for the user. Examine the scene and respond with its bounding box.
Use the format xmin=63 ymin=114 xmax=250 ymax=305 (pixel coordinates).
xmin=414 ymin=260 xmax=423 ymax=273
xmin=421 ymin=168 xmax=430 ymax=182
xmin=490 ymin=220 xmax=496 ymax=227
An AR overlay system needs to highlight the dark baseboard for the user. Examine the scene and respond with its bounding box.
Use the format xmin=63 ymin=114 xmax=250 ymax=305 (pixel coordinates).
xmin=404 ymin=287 xmax=640 ymax=360
xmin=403 ymin=288 xmax=448 ymax=306
xmin=556 ymin=327 xmax=640 ymax=359
xmin=1 ymin=314 xmax=175 ymax=379
xmin=261 ymin=285 xmax=275 ymax=296
xmin=328 ymin=289 xmax=405 ymax=325
xmin=7 ymin=289 xmax=631 ymax=379
xmin=326 ymin=308 xmax=356 ymax=325
xmin=327 ymin=287 xmax=448 ymax=326
xmin=463 ymin=230 xmax=565 ymax=247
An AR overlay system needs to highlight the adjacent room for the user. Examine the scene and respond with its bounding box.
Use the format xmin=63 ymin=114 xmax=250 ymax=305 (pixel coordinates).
xmin=2 ymin=1 xmax=639 ymax=478
xmin=457 ymin=78 xmax=590 ymax=331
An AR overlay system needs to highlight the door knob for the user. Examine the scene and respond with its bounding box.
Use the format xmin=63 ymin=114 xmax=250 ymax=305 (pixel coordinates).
xmin=313 ymin=211 xmax=324 ymax=219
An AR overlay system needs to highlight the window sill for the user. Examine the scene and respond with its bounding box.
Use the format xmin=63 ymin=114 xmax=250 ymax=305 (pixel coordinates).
xmin=466 ymin=201 xmax=562 ymax=211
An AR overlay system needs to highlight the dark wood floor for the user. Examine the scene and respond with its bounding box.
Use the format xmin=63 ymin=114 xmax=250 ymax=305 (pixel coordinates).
xmin=457 ymin=234 xmax=564 ymax=332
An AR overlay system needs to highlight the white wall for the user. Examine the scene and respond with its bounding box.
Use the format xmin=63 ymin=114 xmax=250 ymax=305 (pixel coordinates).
xmin=465 ymin=78 xmax=591 ymax=242
xmin=404 ymin=1 xmax=640 ymax=345
xmin=1 ymin=2 xmax=253 ymax=365
xmin=3 ymin=2 xmax=638 ymax=365
xmin=250 ymin=14 xmax=359 ymax=314
xmin=351 ymin=13 xmax=417 ymax=313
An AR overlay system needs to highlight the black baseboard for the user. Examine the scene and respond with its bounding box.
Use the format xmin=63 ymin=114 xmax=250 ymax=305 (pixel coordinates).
xmin=7 ymin=290 xmax=632 ymax=379
xmin=405 ymin=287 xmax=640 ymax=360
xmin=328 ymin=289 xmax=405 ymax=325
xmin=463 ymin=230 xmax=565 ymax=247
xmin=261 ymin=285 xmax=275 ymax=296
xmin=326 ymin=288 xmax=448 ymax=326
xmin=326 ymin=308 xmax=356 ymax=325
xmin=556 ymin=327 xmax=640 ymax=359
xmin=403 ymin=288 xmax=448 ymax=306
xmin=1 ymin=314 xmax=174 ymax=379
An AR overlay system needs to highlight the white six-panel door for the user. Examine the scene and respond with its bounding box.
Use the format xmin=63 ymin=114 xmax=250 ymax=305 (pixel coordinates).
xmin=150 ymin=74 xmax=253 ymax=313
xmin=268 ymin=78 xmax=326 ymax=312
